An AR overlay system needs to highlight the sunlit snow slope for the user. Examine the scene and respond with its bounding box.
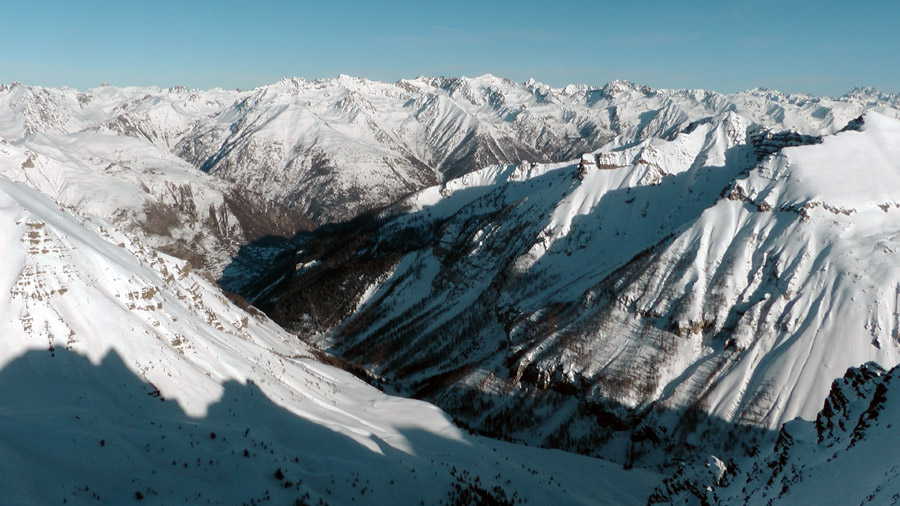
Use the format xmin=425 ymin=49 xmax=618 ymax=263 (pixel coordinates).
xmin=0 ymin=175 xmax=660 ymax=505
xmin=250 ymin=112 xmax=900 ymax=467
xmin=0 ymin=84 xmax=311 ymax=276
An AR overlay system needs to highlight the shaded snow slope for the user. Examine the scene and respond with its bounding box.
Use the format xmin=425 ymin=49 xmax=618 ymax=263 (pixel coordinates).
xmin=0 ymin=175 xmax=661 ymax=505
xmin=247 ymin=112 xmax=900 ymax=468
xmin=651 ymin=361 xmax=900 ymax=505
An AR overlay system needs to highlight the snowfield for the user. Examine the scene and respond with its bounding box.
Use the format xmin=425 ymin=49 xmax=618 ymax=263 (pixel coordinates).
xmin=0 ymin=175 xmax=660 ymax=504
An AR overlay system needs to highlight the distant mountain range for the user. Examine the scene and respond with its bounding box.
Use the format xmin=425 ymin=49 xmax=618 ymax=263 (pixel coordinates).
xmin=2 ymin=77 xmax=897 ymax=275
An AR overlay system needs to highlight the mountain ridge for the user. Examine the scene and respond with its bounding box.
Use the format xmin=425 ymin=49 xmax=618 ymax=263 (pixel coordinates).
xmin=4 ymin=74 xmax=900 ymax=502
xmin=239 ymin=110 xmax=900 ymax=470
xmin=0 ymin=172 xmax=659 ymax=505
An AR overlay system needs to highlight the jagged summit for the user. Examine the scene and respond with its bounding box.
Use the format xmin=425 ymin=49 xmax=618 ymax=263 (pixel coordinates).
xmin=599 ymin=79 xmax=654 ymax=97
xmin=843 ymin=85 xmax=896 ymax=102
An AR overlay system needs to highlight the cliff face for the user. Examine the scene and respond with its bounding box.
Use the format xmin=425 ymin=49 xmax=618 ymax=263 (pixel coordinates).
xmin=651 ymin=361 xmax=900 ymax=505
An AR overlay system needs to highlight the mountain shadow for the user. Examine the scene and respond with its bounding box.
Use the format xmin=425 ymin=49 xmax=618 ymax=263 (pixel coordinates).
xmin=0 ymin=347 xmax=661 ymax=506
xmin=217 ymin=137 xmax=790 ymax=472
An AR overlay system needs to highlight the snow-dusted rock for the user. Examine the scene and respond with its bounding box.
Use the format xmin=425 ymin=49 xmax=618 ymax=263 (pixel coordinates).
xmin=652 ymin=361 xmax=900 ymax=505
xmin=249 ymin=112 xmax=900 ymax=469
xmin=0 ymin=174 xmax=660 ymax=505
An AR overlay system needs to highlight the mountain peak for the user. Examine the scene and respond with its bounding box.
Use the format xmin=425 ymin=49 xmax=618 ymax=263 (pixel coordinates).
xmin=601 ymin=79 xmax=654 ymax=98
xmin=843 ymin=85 xmax=895 ymax=103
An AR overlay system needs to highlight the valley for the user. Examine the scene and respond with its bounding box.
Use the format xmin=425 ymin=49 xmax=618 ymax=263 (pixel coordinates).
xmin=2 ymin=76 xmax=900 ymax=504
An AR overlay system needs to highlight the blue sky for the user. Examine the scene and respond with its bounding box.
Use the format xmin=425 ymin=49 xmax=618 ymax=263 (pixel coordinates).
xmin=2 ymin=0 xmax=897 ymax=96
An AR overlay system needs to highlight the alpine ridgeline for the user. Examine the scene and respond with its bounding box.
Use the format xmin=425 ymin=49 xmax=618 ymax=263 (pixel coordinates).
xmin=243 ymin=103 xmax=900 ymax=470
xmin=0 ymin=173 xmax=660 ymax=505
xmin=3 ymin=77 xmax=898 ymax=279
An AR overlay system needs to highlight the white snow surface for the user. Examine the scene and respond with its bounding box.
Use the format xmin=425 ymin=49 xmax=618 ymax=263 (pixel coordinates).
xmin=298 ymin=111 xmax=900 ymax=439
xmin=673 ymin=112 xmax=900 ymax=427
xmin=3 ymin=78 xmax=899 ymax=229
xmin=0 ymin=175 xmax=660 ymax=504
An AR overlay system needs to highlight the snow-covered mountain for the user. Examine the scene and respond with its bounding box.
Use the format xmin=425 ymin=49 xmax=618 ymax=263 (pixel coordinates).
xmin=244 ymin=110 xmax=900 ymax=470
xmin=3 ymin=78 xmax=898 ymax=267
xmin=173 ymin=76 xmax=900 ymax=224
xmin=0 ymin=174 xmax=661 ymax=504
xmin=5 ymin=76 xmax=900 ymax=496
xmin=0 ymin=83 xmax=312 ymax=276
xmin=650 ymin=361 xmax=900 ymax=505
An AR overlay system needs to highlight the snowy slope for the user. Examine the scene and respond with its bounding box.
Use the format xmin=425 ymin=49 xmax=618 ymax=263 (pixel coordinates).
xmin=650 ymin=361 xmax=900 ymax=505
xmin=247 ymin=112 xmax=900 ymax=469
xmin=0 ymin=174 xmax=661 ymax=504
xmin=0 ymin=84 xmax=312 ymax=276
xmin=5 ymin=79 xmax=898 ymax=229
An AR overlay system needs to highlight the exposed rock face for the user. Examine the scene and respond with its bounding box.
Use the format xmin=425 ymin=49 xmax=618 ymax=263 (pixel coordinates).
xmin=650 ymin=361 xmax=900 ymax=505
